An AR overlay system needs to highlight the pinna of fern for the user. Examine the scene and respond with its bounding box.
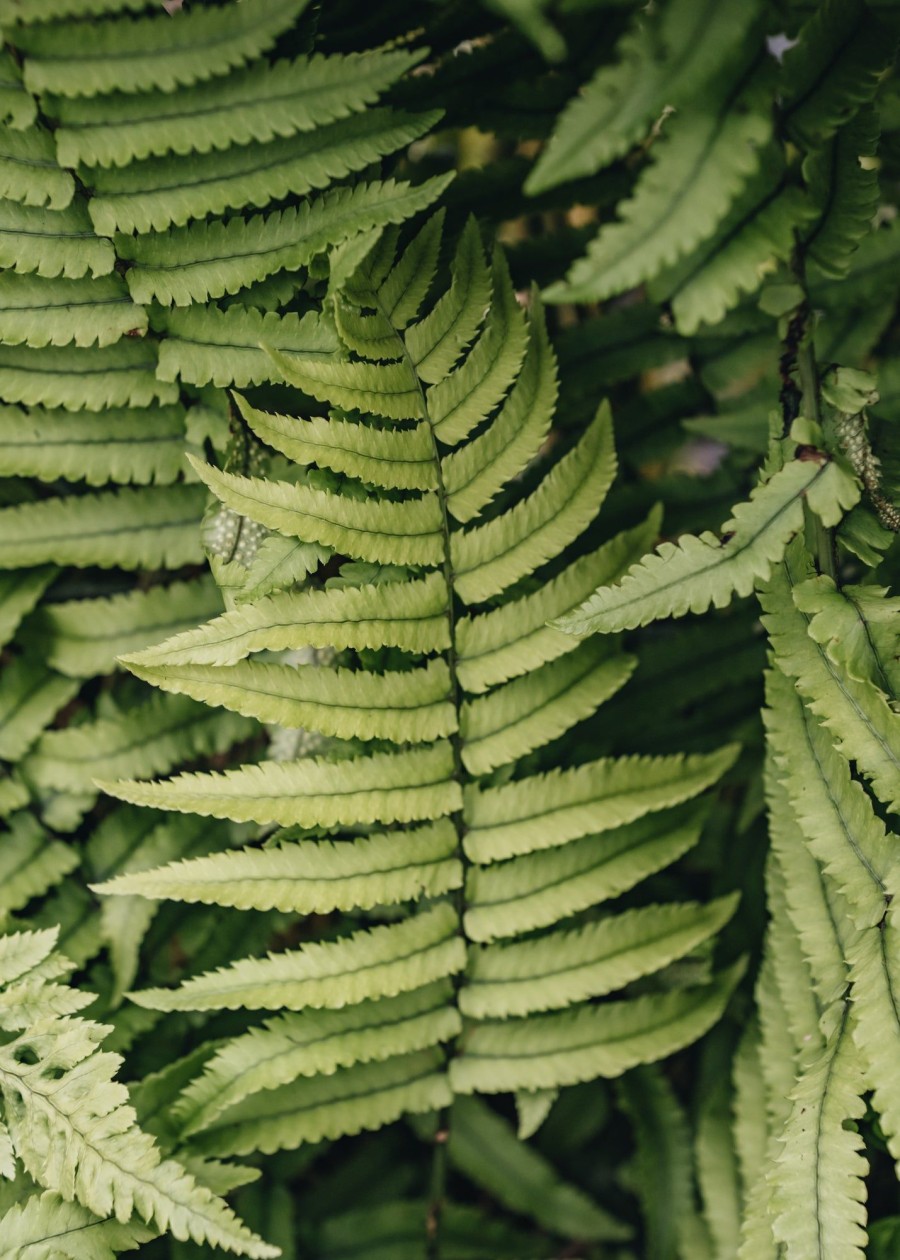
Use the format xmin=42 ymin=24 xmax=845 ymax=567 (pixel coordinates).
xmin=90 ymin=215 xmax=743 ymax=1169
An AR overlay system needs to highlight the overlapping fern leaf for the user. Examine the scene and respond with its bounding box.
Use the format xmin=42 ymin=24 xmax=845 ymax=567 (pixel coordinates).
xmin=515 ymin=1 xmax=900 ymax=1250
xmin=533 ymin=0 xmax=897 ymax=331
xmin=90 ymin=217 xmax=742 ymax=1162
xmin=0 ymin=4 xmax=463 ymax=1252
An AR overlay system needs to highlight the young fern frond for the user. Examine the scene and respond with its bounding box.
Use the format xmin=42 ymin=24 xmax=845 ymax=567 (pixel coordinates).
xmin=0 ymin=928 xmax=276 ymax=1258
xmin=96 ymin=220 xmax=739 ymax=1153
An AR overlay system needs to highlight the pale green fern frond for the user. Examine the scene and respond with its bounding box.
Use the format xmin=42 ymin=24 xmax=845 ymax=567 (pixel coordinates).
xmin=95 ymin=217 xmax=739 ymax=1151
xmin=544 ymin=57 xmax=774 ymax=305
xmin=0 ymin=928 xmax=274 ymax=1257
xmin=33 ymin=577 xmax=223 ymax=679
xmin=0 ymin=1191 xmax=153 ymax=1260
xmin=0 ymin=196 xmax=114 ymax=279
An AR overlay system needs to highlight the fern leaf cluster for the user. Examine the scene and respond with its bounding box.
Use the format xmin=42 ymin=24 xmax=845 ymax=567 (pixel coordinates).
xmin=533 ymin=0 xmax=900 ymax=1250
xmin=0 ymin=0 xmax=898 ymax=1254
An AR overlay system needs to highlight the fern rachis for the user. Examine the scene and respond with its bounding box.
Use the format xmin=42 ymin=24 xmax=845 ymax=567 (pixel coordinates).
xmin=94 ymin=218 xmax=740 ymax=1175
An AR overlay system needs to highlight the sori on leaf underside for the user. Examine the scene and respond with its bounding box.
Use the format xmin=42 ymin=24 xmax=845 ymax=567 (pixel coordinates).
xmin=87 ymin=213 xmax=744 ymax=1164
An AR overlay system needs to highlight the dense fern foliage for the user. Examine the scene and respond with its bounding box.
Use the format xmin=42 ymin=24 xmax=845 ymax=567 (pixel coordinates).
xmin=0 ymin=0 xmax=898 ymax=1257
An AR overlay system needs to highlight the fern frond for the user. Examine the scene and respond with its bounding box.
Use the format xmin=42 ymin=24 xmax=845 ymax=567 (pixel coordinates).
xmin=94 ymin=821 xmax=461 ymax=916
xmin=236 ymin=399 xmax=437 ymax=493
xmin=0 ymin=1017 xmax=279 ymax=1256
xmin=460 ymin=895 xmax=737 ymax=1018
xmin=173 ymin=982 xmax=461 ymax=1141
xmin=782 ymin=0 xmax=894 ymax=147
xmin=544 ymin=60 xmax=774 ymax=304
xmin=459 ymin=641 xmax=634 ymax=775
xmin=452 ymin=402 xmax=616 ymax=604
xmin=130 ymin=903 xmax=465 ymax=1014
xmin=0 ymin=341 xmax=177 ymax=411
xmin=0 ymin=1191 xmax=153 ymax=1259
xmin=761 ymin=557 xmax=900 ymax=812
xmin=0 ymin=122 xmax=74 ymax=209
xmin=0 ymin=272 xmax=144 ymax=349
xmin=0 ymin=50 xmax=36 ymax=130
xmin=794 ymin=575 xmax=900 ymax=707
xmin=188 ymin=456 xmax=444 ymax=568
xmin=804 ymin=106 xmax=880 ymax=279
xmin=0 ymin=932 xmax=275 ymax=1257
xmin=0 ymin=778 xmax=29 ymax=820
xmin=442 ymin=294 xmax=557 ymax=523
xmin=267 ymin=347 xmax=423 ymax=422
xmin=404 ymin=217 xmax=492 ymax=384
xmin=771 ymin=1008 xmax=868 ymax=1260
xmin=0 ymin=814 xmax=79 ymax=921
xmin=0 ymin=567 xmax=56 ymax=651
xmin=456 ymin=508 xmax=661 ymax=693
xmin=188 ymin=1049 xmax=451 ymax=1158
xmin=765 ymin=758 xmax=847 ymax=1020
xmin=97 ymin=215 xmax=739 ymax=1148
xmin=655 ymin=164 xmax=814 ymax=334
xmin=0 ymin=653 xmax=78 ymax=762
xmin=525 ymin=0 xmax=763 ymax=194
xmin=156 ymin=307 xmax=340 ymax=389
xmin=765 ymin=662 xmax=897 ymax=929
xmin=120 ymin=572 xmax=450 ymax=668
xmin=425 ymin=249 xmax=529 ymax=448
xmin=125 ymin=656 xmax=456 ymax=745
xmin=557 ymin=455 xmax=860 ymax=635
xmin=464 ymin=745 xmax=737 ymax=863
xmin=25 ymin=691 xmax=252 ymax=798
xmin=1 ymin=0 xmax=179 ymax=22
xmin=102 ymin=742 xmax=461 ymax=829
xmin=842 ymin=894 xmax=900 ymax=1176
xmin=16 ymin=0 xmax=311 ymax=98
xmin=341 ymin=210 xmax=444 ymax=344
